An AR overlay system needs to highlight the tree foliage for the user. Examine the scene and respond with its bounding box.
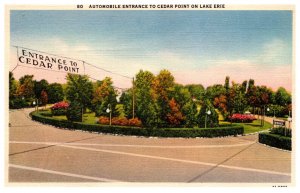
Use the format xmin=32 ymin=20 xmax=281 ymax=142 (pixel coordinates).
xmin=40 ymin=90 xmax=48 ymax=107
xmin=17 ymin=75 xmax=35 ymax=99
xmin=197 ymin=100 xmax=219 ymax=128
xmin=47 ymin=83 xmax=64 ymax=103
xmin=92 ymin=77 xmax=118 ymax=117
xmin=66 ymin=73 xmax=93 ymax=115
xmin=34 ymin=79 xmax=49 ymax=100
xmin=166 ymin=98 xmax=185 ymax=127
xmin=135 ymin=70 xmax=157 ymax=127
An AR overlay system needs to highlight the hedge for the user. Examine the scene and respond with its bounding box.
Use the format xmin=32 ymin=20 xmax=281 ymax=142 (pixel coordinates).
xmin=270 ymin=127 xmax=292 ymax=138
xmin=259 ymin=132 xmax=291 ymax=150
xmin=30 ymin=111 xmax=244 ymax=138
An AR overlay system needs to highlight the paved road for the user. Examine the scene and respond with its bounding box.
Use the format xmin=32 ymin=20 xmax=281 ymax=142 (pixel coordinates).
xmin=8 ymin=108 xmax=292 ymax=183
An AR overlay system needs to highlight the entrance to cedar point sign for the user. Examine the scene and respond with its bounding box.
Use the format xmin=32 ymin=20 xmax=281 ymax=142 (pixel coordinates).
xmin=10 ymin=45 xmax=135 ymax=117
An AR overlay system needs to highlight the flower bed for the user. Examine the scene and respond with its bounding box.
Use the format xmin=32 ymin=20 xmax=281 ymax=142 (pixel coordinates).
xmin=51 ymin=101 xmax=69 ymax=116
xmin=229 ymin=113 xmax=256 ymax=123
xmin=98 ymin=116 xmax=142 ymax=127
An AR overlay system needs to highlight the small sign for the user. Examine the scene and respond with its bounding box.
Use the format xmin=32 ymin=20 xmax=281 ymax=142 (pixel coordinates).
xmin=273 ymin=120 xmax=285 ymax=127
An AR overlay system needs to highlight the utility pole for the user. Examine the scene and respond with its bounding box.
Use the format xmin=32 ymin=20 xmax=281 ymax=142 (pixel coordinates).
xmin=132 ymin=77 xmax=135 ymax=119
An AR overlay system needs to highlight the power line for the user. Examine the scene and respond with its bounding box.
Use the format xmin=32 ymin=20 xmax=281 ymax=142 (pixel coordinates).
xmin=84 ymin=62 xmax=132 ymax=79
xmin=88 ymin=76 xmax=130 ymax=91
xmin=10 ymin=65 xmax=130 ymax=92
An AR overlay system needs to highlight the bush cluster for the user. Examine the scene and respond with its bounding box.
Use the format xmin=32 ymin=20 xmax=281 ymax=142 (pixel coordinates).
xmin=9 ymin=98 xmax=30 ymax=109
xmin=31 ymin=111 xmax=243 ymax=138
xmin=66 ymin=100 xmax=82 ymax=122
xmin=229 ymin=113 xmax=256 ymax=123
xmin=51 ymin=101 xmax=69 ymax=116
xmin=98 ymin=116 xmax=142 ymax=127
xmin=259 ymin=132 xmax=291 ymax=150
xmin=270 ymin=127 xmax=292 ymax=138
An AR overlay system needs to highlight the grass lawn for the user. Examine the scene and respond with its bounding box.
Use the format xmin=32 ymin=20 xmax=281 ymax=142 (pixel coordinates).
xmin=234 ymin=119 xmax=272 ymax=134
xmin=52 ymin=112 xmax=97 ymax=124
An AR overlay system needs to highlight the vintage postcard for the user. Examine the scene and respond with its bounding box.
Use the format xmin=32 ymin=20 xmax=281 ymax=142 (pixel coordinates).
xmin=5 ymin=3 xmax=295 ymax=188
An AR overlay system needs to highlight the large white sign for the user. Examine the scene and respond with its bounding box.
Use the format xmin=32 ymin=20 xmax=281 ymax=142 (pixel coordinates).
xmin=17 ymin=47 xmax=85 ymax=74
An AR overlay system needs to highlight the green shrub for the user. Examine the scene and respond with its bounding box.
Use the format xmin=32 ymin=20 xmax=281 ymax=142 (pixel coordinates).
xmin=66 ymin=100 xmax=82 ymax=122
xmin=270 ymin=127 xmax=292 ymax=137
xmin=31 ymin=111 xmax=243 ymax=138
xmin=259 ymin=132 xmax=291 ymax=150
xmin=9 ymin=98 xmax=29 ymax=109
xmin=197 ymin=100 xmax=219 ymax=128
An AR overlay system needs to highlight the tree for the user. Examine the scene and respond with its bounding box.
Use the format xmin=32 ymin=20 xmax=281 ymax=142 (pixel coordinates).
xmin=275 ymin=87 xmax=291 ymax=106
xmin=214 ymin=94 xmax=227 ymax=113
xmin=166 ymin=98 xmax=184 ymax=127
xmin=170 ymin=84 xmax=198 ymax=127
xmin=92 ymin=77 xmax=118 ymax=117
xmin=185 ymin=84 xmax=205 ymax=101
xmin=34 ymin=79 xmax=49 ymax=104
xmin=9 ymin=72 xmax=28 ymax=109
xmin=9 ymin=72 xmax=17 ymax=100
xmin=229 ymin=83 xmax=247 ymax=114
xmin=66 ymin=73 xmax=93 ymax=116
xmin=182 ymin=101 xmax=198 ymax=127
xmin=206 ymin=84 xmax=226 ymax=101
xmin=224 ymin=76 xmax=230 ymax=92
xmin=197 ymin=100 xmax=219 ymax=128
xmin=246 ymin=79 xmax=259 ymax=113
xmin=17 ymin=75 xmax=35 ymax=99
xmin=119 ymin=89 xmax=133 ymax=119
xmin=152 ymin=69 xmax=175 ymax=127
xmin=47 ymin=83 xmax=64 ymax=103
xmin=66 ymin=98 xmax=82 ymax=122
xmin=40 ymin=90 xmax=48 ymax=108
xmin=135 ymin=70 xmax=157 ymax=127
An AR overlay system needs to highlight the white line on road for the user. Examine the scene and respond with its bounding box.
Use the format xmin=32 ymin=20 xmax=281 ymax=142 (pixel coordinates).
xmin=9 ymin=164 xmax=123 ymax=182
xmin=58 ymin=144 xmax=291 ymax=177
xmin=9 ymin=141 xmax=291 ymax=177
xmin=9 ymin=141 xmax=255 ymax=148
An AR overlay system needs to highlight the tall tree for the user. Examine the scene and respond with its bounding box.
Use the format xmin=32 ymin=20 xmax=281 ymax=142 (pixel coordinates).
xmin=224 ymin=76 xmax=230 ymax=92
xmin=9 ymin=72 xmax=17 ymax=100
xmin=92 ymin=77 xmax=118 ymax=117
xmin=34 ymin=79 xmax=49 ymax=102
xmin=206 ymin=84 xmax=226 ymax=101
xmin=119 ymin=89 xmax=133 ymax=119
xmin=47 ymin=83 xmax=64 ymax=103
xmin=135 ymin=70 xmax=157 ymax=127
xmin=275 ymin=87 xmax=291 ymax=106
xmin=229 ymin=83 xmax=247 ymax=114
xmin=66 ymin=73 xmax=93 ymax=114
xmin=17 ymin=75 xmax=35 ymax=99
xmin=152 ymin=69 xmax=175 ymax=127
xmin=185 ymin=84 xmax=205 ymax=101
xmin=40 ymin=90 xmax=48 ymax=108
xmin=166 ymin=98 xmax=184 ymax=127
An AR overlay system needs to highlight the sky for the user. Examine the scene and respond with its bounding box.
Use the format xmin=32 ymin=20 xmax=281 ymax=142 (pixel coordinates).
xmin=10 ymin=10 xmax=293 ymax=91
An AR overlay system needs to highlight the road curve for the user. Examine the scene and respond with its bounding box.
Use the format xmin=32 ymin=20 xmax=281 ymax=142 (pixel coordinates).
xmin=8 ymin=108 xmax=292 ymax=183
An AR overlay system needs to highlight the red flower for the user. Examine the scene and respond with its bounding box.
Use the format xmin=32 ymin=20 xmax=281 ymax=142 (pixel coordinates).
xmin=51 ymin=101 xmax=69 ymax=110
xmin=229 ymin=113 xmax=256 ymax=123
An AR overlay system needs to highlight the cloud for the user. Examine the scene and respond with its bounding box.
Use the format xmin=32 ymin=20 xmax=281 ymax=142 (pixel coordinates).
xmin=255 ymin=39 xmax=291 ymax=66
xmin=10 ymin=38 xmax=292 ymax=92
xmin=173 ymin=59 xmax=292 ymax=91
